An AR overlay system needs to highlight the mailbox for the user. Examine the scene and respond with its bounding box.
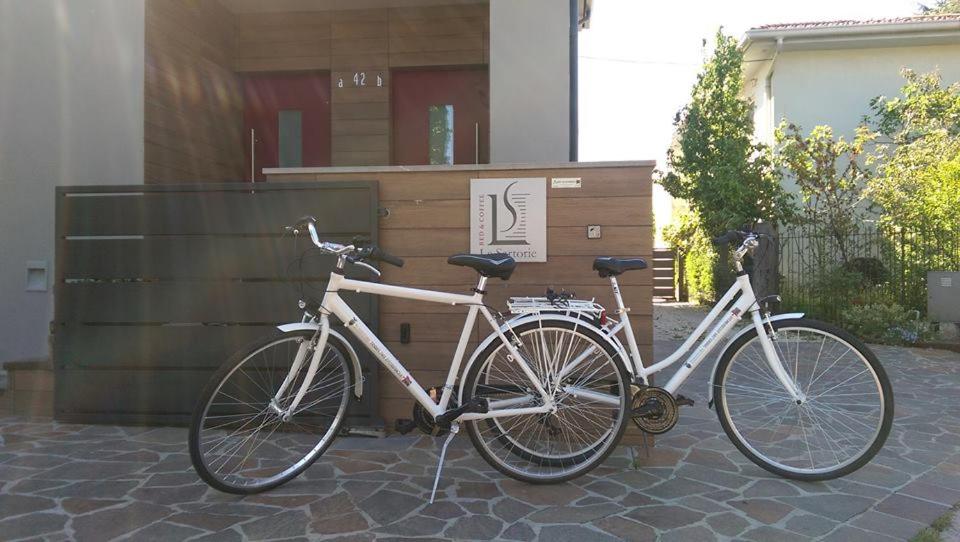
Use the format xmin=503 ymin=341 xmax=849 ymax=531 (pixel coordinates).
xmin=928 ymin=271 xmax=960 ymax=322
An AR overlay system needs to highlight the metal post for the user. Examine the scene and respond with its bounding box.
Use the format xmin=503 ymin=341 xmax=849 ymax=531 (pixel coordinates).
xmin=900 ymin=228 xmax=906 ymax=306
xmin=250 ymin=129 xmax=256 ymax=183
xmin=753 ymin=222 xmax=779 ymax=309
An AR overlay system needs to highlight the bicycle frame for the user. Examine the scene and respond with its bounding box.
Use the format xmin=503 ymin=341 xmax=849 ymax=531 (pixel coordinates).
xmin=602 ymin=271 xmax=806 ymax=402
xmin=274 ymin=272 xmax=557 ymax=423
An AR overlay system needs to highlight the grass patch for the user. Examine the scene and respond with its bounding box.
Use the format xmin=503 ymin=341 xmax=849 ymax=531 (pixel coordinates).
xmin=910 ymin=503 xmax=960 ymax=542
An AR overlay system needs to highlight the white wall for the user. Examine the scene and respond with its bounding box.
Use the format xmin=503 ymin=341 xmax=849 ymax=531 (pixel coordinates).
xmin=771 ymin=43 xmax=960 ymax=147
xmin=489 ymin=0 xmax=571 ymax=163
xmin=0 ymin=0 xmax=145 ymax=363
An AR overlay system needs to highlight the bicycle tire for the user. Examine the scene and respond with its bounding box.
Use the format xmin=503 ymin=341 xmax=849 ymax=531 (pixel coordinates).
xmin=713 ymin=318 xmax=893 ymax=481
xmin=189 ymin=329 xmax=352 ymax=494
xmin=463 ymin=319 xmax=631 ymax=484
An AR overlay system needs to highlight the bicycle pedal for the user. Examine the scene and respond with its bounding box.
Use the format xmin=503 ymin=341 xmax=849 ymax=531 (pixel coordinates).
xmin=434 ymin=397 xmax=488 ymax=426
xmin=394 ymin=418 xmax=417 ymax=435
xmin=631 ymin=400 xmax=660 ymax=417
xmin=675 ymin=395 xmax=695 ymax=407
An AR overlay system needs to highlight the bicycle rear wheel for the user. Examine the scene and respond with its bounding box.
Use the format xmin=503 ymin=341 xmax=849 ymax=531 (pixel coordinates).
xmin=189 ymin=329 xmax=352 ymax=494
xmin=713 ymin=318 xmax=893 ymax=481
xmin=463 ymin=319 xmax=630 ymax=484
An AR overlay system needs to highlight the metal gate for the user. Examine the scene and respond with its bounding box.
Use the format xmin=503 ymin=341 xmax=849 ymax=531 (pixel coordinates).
xmin=53 ymin=181 xmax=381 ymax=428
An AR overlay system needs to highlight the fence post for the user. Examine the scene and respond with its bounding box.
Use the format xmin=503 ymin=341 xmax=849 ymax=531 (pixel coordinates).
xmin=899 ymin=228 xmax=906 ymax=307
xmin=753 ymin=222 xmax=780 ymax=309
xmin=676 ymin=250 xmax=688 ymax=302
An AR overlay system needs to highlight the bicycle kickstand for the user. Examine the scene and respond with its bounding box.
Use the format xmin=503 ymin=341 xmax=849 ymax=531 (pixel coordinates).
xmin=429 ymin=422 xmax=459 ymax=504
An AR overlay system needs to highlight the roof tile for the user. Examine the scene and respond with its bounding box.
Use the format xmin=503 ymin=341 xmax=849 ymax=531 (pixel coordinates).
xmin=753 ymin=14 xmax=960 ymax=31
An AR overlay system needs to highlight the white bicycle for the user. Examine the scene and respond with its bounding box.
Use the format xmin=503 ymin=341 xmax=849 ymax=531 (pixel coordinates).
xmin=523 ymin=229 xmax=893 ymax=481
xmin=189 ymin=217 xmax=632 ymax=496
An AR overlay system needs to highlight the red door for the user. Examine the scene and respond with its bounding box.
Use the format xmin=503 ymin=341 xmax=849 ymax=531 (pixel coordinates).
xmin=392 ymin=69 xmax=489 ymax=165
xmin=243 ymin=73 xmax=331 ymax=181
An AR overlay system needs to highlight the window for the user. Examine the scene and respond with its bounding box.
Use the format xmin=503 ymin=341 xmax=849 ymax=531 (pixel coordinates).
xmin=428 ymin=105 xmax=454 ymax=165
xmin=278 ymin=110 xmax=303 ymax=167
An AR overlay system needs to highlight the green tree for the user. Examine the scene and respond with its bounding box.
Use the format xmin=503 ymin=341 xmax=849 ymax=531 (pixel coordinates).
xmin=867 ymin=69 xmax=960 ymax=233
xmin=867 ymin=69 xmax=960 ymax=311
xmin=775 ymin=122 xmax=877 ymax=262
xmin=659 ymin=29 xmax=793 ymax=236
xmin=919 ymin=0 xmax=960 ymax=14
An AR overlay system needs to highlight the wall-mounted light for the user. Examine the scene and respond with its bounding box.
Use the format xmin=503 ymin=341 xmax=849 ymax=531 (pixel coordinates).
xmin=26 ymin=261 xmax=48 ymax=292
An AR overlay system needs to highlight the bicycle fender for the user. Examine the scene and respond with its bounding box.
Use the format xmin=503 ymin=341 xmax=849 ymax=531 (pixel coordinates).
xmin=705 ymin=313 xmax=804 ymax=408
xmin=277 ymin=323 xmax=364 ymax=399
xmin=457 ymin=314 xmax=624 ymax=405
xmin=507 ymin=313 xmax=634 ymax=373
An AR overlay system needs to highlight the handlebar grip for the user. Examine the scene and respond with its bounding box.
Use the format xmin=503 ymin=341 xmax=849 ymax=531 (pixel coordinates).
xmin=370 ymin=246 xmax=404 ymax=268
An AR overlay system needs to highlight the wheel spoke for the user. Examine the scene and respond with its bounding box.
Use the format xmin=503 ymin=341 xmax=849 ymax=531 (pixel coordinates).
xmin=719 ymin=324 xmax=888 ymax=477
xmin=192 ymin=335 xmax=350 ymax=492
xmin=468 ymin=323 xmax=627 ymax=482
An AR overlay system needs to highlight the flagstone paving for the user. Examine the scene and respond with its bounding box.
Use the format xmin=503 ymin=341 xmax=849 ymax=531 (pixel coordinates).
xmin=1 ymin=341 xmax=959 ymax=541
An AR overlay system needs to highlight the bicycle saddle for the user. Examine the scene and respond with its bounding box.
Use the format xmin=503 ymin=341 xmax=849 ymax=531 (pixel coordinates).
xmin=593 ymin=256 xmax=647 ymax=277
xmin=447 ymin=253 xmax=517 ymax=280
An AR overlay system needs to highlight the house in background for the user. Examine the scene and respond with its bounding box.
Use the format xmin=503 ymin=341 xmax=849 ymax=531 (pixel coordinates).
xmin=741 ymin=14 xmax=960 ymax=191
xmin=0 ymin=0 xmax=591 ymax=367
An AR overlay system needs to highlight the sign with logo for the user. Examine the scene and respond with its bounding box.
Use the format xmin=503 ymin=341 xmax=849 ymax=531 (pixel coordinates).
xmin=470 ymin=178 xmax=547 ymax=262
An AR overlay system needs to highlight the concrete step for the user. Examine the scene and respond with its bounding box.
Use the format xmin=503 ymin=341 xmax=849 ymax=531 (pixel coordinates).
xmin=1 ymin=360 xmax=53 ymax=417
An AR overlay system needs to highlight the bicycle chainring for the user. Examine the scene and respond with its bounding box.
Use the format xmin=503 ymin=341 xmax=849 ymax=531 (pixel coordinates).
xmin=412 ymin=386 xmax=453 ymax=437
xmin=631 ymin=386 xmax=679 ymax=435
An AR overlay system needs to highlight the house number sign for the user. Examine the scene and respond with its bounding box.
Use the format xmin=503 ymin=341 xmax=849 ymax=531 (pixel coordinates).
xmin=337 ymin=72 xmax=384 ymax=88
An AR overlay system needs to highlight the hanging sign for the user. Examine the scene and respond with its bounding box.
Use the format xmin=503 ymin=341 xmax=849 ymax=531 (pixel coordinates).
xmin=470 ymin=178 xmax=547 ymax=262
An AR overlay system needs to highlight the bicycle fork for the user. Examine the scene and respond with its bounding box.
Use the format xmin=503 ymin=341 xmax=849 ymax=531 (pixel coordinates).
xmin=750 ymin=309 xmax=807 ymax=404
xmin=272 ymin=315 xmax=332 ymax=420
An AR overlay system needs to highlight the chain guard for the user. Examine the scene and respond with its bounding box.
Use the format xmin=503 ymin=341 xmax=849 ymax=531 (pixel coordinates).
xmin=631 ymin=386 xmax=679 ymax=435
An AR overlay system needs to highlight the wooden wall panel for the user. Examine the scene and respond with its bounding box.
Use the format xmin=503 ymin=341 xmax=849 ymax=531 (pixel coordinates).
xmin=144 ymin=0 xmax=244 ymax=183
xmin=328 ymin=10 xmax=390 ymax=167
xmin=235 ymin=11 xmax=333 ymax=72
xmin=269 ymin=164 xmax=654 ymax=427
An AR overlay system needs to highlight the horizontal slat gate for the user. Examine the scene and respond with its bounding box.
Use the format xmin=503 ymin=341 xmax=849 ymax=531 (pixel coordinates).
xmin=652 ymin=248 xmax=676 ymax=302
xmin=53 ymin=181 xmax=381 ymax=428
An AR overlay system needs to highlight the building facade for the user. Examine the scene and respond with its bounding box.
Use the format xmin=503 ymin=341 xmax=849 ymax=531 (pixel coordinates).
xmin=741 ymin=15 xmax=960 ymax=190
xmin=0 ymin=0 xmax=590 ymax=365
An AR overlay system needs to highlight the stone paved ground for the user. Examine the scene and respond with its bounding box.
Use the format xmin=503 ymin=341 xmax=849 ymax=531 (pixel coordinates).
xmin=2 ymin=341 xmax=960 ymax=541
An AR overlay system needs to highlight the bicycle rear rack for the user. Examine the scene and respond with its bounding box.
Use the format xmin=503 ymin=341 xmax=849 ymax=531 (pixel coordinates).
xmin=507 ymin=296 xmax=605 ymax=316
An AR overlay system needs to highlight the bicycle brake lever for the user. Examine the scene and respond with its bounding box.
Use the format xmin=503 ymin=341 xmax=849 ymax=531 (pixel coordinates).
xmin=351 ymin=259 xmax=381 ymax=277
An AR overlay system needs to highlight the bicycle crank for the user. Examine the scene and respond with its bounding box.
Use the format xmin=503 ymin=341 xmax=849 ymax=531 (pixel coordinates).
xmin=631 ymin=387 xmax=679 ymax=435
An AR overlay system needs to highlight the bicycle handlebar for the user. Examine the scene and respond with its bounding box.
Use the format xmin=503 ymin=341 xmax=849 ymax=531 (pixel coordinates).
xmin=366 ymin=246 xmax=405 ymax=268
xmin=711 ymin=230 xmax=745 ymax=246
xmin=287 ymin=217 xmax=404 ymax=268
xmin=711 ymin=229 xmax=773 ymax=246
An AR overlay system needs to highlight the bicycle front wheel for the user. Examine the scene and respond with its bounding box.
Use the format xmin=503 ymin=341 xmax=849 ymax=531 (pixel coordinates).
xmin=189 ymin=329 xmax=352 ymax=494
xmin=714 ymin=318 xmax=893 ymax=481
xmin=463 ymin=319 xmax=631 ymax=484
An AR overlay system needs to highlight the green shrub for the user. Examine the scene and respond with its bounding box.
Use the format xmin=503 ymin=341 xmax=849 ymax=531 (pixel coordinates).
xmin=841 ymin=303 xmax=934 ymax=345
xmin=842 ymin=257 xmax=889 ymax=286
xmin=684 ymin=233 xmax=717 ymax=304
xmin=781 ymin=266 xmax=865 ymax=321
